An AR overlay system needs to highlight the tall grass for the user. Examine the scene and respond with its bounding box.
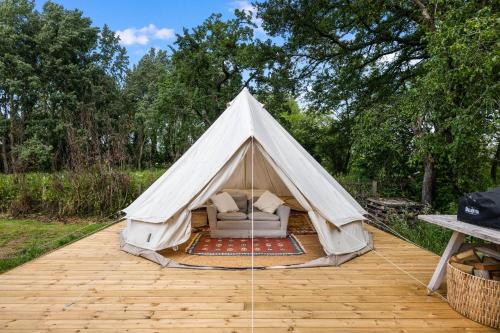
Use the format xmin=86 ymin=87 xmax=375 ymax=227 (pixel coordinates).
xmin=384 ymin=214 xmax=452 ymax=255
xmin=0 ymin=169 xmax=164 ymax=217
xmin=383 ymin=212 xmax=487 ymax=255
xmin=0 ymin=169 xmax=377 ymax=218
xmin=0 ymin=169 xmax=467 ymax=256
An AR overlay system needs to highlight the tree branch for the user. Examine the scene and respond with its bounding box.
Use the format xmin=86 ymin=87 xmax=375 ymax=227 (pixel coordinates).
xmin=412 ymin=0 xmax=436 ymax=31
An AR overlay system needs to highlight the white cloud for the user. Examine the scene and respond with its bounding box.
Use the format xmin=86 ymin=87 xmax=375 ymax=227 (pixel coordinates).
xmin=155 ymin=28 xmax=175 ymax=39
xmin=232 ymin=0 xmax=254 ymax=13
xmin=230 ymin=0 xmax=264 ymax=33
xmin=117 ymin=29 xmax=148 ymax=45
xmin=116 ymin=24 xmax=174 ymax=46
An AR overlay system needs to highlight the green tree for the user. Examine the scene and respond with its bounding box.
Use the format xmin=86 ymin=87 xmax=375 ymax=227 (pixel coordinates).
xmin=124 ymin=48 xmax=169 ymax=169
xmin=351 ymin=100 xmax=416 ymax=186
xmin=405 ymin=3 xmax=499 ymax=207
xmin=280 ymin=99 xmax=354 ymax=174
xmin=257 ymin=0 xmax=499 ymax=207
xmin=256 ymin=0 xmax=434 ymax=197
xmin=0 ymin=0 xmax=39 ymax=172
xmin=165 ymin=13 xmax=259 ymax=125
xmin=0 ymin=0 xmax=129 ymax=172
xmin=154 ymin=12 xmax=288 ymax=162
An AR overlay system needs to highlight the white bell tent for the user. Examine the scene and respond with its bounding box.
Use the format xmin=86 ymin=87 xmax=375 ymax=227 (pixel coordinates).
xmin=121 ymin=88 xmax=372 ymax=267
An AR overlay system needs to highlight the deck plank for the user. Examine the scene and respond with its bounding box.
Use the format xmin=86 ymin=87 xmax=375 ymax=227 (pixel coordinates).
xmin=0 ymin=222 xmax=495 ymax=332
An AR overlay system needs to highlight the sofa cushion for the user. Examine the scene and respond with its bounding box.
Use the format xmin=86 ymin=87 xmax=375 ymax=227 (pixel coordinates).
xmin=232 ymin=194 xmax=248 ymax=212
xmin=211 ymin=192 xmax=239 ymax=213
xmin=216 ymin=220 xmax=280 ymax=230
xmin=216 ymin=220 xmax=250 ymax=229
xmin=217 ymin=211 xmax=247 ymax=221
xmin=246 ymin=197 xmax=262 ymax=213
xmin=253 ymin=191 xmax=284 ymax=213
xmin=249 ymin=211 xmax=280 ymax=221
xmin=253 ymin=220 xmax=281 ymax=229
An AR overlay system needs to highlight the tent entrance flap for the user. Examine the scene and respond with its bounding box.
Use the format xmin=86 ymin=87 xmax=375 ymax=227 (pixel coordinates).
xmin=222 ymin=141 xmax=293 ymax=198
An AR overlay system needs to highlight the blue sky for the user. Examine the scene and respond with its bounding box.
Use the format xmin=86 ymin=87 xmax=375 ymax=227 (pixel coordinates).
xmin=35 ymin=0 xmax=263 ymax=65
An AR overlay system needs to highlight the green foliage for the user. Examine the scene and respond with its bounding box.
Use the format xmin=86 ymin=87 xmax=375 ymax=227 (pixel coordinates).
xmin=0 ymin=217 xmax=105 ymax=273
xmin=385 ymin=211 xmax=487 ymax=255
xmin=126 ymin=12 xmax=291 ymax=168
xmin=257 ymin=0 xmax=499 ymax=208
xmin=385 ymin=215 xmax=452 ymax=255
xmin=257 ymin=0 xmax=428 ymax=109
xmin=336 ymin=174 xmax=418 ymax=206
xmin=14 ymin=137 xmax=53 ymax=171
xmin=0 ymin=0 xmax=129 ymax=172
xmin=280 ymin=101 xmax=353 ymax=174
xmin=0 ymin=169 xmax=413 ymax=217
xmin=0 ymin=0 xmax=498 ymax=213
xmin=165 ymin=13 xmax=254 ymax=124
xmin=409 ymin=3 xmax=499 ymax=206
xmin=351 ymin=101 xmax=415 ymax=182
xmin=280 ymin=102 xmax=329 ymax=163
xmin=124 ymin=48 xmax=170 ymax=168
xmin=0 ymin=169 xmax=164 ymax=217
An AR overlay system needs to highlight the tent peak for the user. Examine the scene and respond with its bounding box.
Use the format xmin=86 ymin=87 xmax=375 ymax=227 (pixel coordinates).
xmin=241 ymin=87 xmax=256 ymax=96
xmin=236 ymin=87 xmax=252 ymax=100
xmin=227 ymin=87 xmax=252 ymax=107
xmin=233 ymin=87 xmax=264 ymax=108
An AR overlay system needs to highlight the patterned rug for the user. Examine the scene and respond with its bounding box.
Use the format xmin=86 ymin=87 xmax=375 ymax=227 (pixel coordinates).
xmin=186 ymin=232 xmax=306 ymax=256
xmin=287 ymin=212 xmax=316 ymax=235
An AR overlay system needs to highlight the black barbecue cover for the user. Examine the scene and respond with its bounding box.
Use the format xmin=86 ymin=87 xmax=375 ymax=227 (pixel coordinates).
xmin=457 ymin=188 xmax=500 ymax=229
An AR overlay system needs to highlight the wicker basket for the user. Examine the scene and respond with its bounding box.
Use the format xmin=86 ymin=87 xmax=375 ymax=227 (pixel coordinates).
xmin=447 ymin=262 xmax=500 ymax=328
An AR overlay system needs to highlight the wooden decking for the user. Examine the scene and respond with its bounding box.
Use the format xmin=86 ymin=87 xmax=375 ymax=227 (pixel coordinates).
xmin=0 ymin=222 xmax=496 ymax=332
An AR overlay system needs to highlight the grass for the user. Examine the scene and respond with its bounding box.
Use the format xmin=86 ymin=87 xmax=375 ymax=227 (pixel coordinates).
xmin=0 ymin=217 xmax=109 ymax=273
xmin=386 ymin=217 xmax=452 ymax=255
xmin=383 ymin=214 xmax=486 ymax=256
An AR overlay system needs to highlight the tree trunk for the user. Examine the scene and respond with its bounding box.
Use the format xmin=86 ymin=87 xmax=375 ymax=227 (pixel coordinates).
xmin=150 ymin=132 xmax=157 ymax=167
xmin=491 ymin=141 xmax=500 ymax=182
xmin=343 ymin=147 xmax=351 ymax=173
xmin=1 ymin=133 xmax=9 ymax=173
xmin=422 ymin=154 xmax=434 ymax=205
xmin=8 ymin=97 xmax=19 ymax=173
xmin=137 ymin=133 xmax=145 ymax=170
xmin=412 ymin=0 xmax=436 ymax=31
xmin=8 ymin=122 xmax=17 ymax=173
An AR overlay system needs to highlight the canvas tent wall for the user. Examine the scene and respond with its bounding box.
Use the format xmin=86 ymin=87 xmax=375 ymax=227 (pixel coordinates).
xmin=121 ymin=88 xmax=372 ymax=267
xmin=223 ymin=143 xmax=292 ymax=197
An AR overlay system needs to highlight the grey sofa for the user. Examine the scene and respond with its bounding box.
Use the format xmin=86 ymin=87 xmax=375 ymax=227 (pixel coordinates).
xmin=207 ymin=193 xmax=290 ymax=238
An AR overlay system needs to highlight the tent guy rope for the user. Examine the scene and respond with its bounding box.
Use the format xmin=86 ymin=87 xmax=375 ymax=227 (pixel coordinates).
xmin=342 ymin=220 xmax=449 ymax=303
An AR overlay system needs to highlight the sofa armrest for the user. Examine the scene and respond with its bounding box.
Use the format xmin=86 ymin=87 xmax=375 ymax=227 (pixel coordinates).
xmin=206 ymin=205 xmax=218 ymax=230
xmin=276 ymin=205 xmax=290 ymax=233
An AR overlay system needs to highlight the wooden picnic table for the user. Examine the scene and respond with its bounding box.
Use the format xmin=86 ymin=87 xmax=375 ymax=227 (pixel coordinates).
xmin=418 ymin=214 xmax=500 ymax=294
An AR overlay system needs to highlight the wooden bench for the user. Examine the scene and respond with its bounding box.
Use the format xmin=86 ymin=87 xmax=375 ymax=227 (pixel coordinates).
xmin=418 ymin=214 xmax=500 ymax=294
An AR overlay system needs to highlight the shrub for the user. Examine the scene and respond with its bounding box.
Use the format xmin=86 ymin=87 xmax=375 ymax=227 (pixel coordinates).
xmin=0 ymin=169 xmax=164 ymax=217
